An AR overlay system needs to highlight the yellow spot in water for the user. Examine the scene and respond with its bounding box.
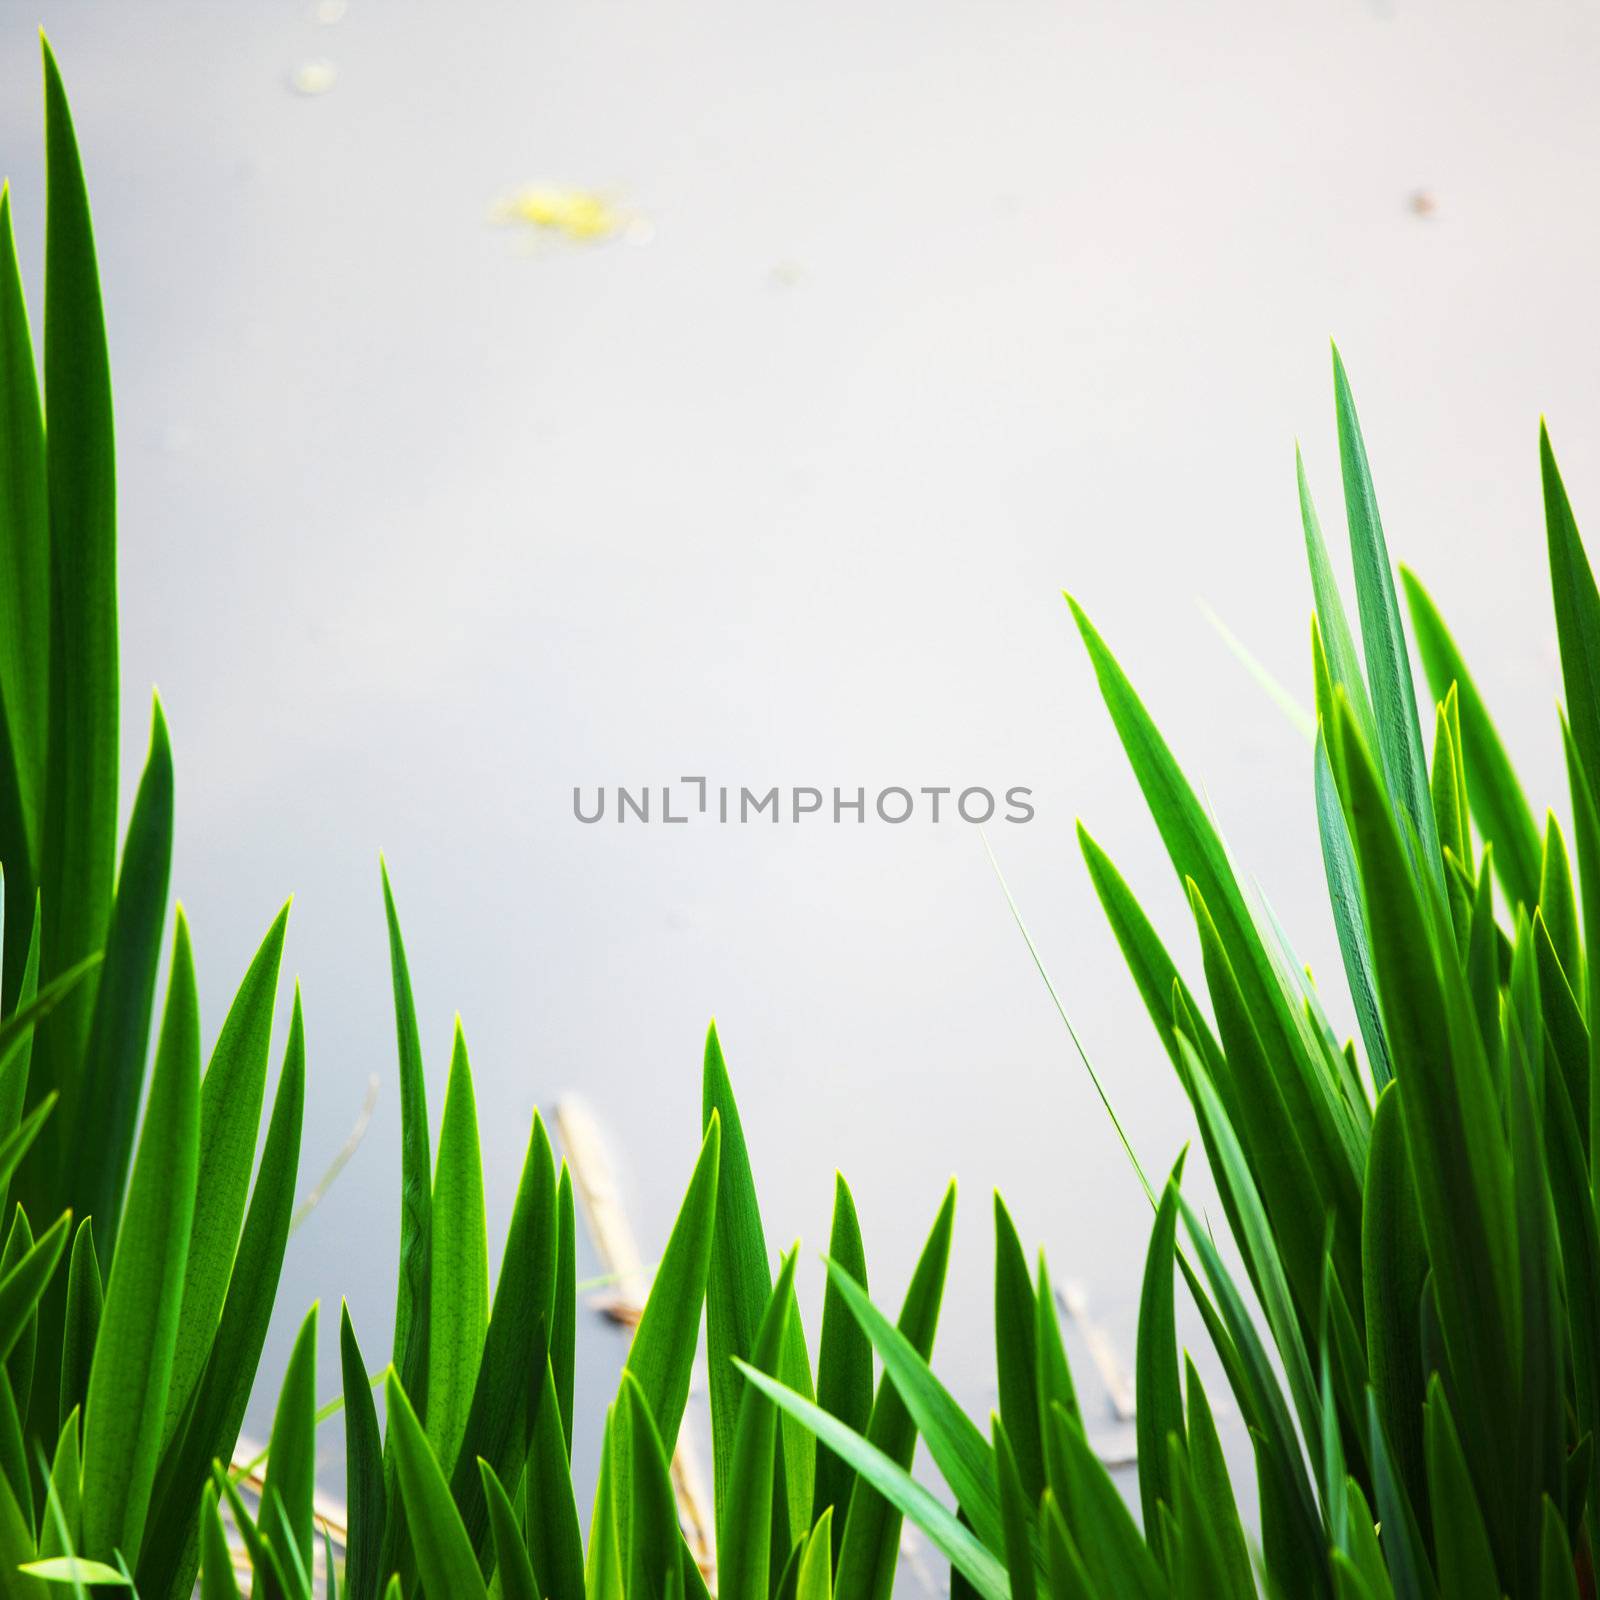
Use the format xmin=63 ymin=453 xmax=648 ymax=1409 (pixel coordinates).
xmin=490 ymin=187 xmax=629 ymax=242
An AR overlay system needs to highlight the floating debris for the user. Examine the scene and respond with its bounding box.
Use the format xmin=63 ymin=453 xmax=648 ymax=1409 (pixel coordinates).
xmin=315 ymin=0 xmax=348 ymax=21
xmin=1409 ymin=188 xmax=1438 ymax=219
xmin=291 ymin=57 xmax=338 ymax=96
xmin=490 ymin=186 xmax=633 ymax=243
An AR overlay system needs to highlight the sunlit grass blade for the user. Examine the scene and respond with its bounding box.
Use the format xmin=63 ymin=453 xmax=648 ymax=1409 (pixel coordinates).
xmin=812 ymin=1172 xmax=870 ymax=1555
xmin=425 ymin=1022 xmax=489 ymax=1477
xmin=0 ymin=185 xmax=48 ymax=958
xmin=835 ymin=1182 xmax=955 ymax=1600
xmin=702 ymin=1022 xmax=776 ymax=1544
xmin=0 ymin=1209 xmax=69 ymax=1365
xmin=622 ymin=1371 xmax=681 ymax=1599
xmin=446 ymin=1109 xmax=557 ymax=1557
xmin=1331 ymin=347 xmax=1444 ymax=896
xmin=1135 ymin=1156 xmax=1185 ymax=1564
xmin=992 ymin=1193 xmax=1042 ymax=1509
xmin=164 ymin=900 xmax=289 ymax=1444
xmin=524 ymin=1352 xmax=585 ymax=1600
xmin=717 ymin=1249 xmax=798 ymax=1600
xmin=479 ymin=1458 xmax=537 ymax=1600
xmin=1317 ymin=733 xmax=1392 ymax=1089
xmin=339 ymin=1303 xmax=385 ymax=1600
xmin=552 ymin=1161 xmax=576 ymax=1455
xmin=1298 ymin=443 xmax=1378 ymax=753
xmin=1400 ymin=566 xmax=1541 ymax=911
xmin=36 ymin=34 xmax=118 ymax=1107
xmin=73 ymin=696 xmax=171 ymax=1265
xmin=81 ymin=911 xmax=200 ymax=1566
xmin=380 ymin=860 xmax=431 ymax=1407
xmin=263 ymin=1304 xmax=318 ymax=1584
xmin=383 ymin=1371 xmax=487 ymax=1600
xmin=139 ymin=987 xmax=305 ymax=1597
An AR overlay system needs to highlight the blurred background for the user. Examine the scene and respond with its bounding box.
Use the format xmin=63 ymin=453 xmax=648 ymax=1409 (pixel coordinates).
xmin=3 ymin=0 xmax=1598 ymax=1583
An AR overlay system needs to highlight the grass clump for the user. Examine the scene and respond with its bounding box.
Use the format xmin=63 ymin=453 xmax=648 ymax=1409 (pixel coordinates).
xmin=7 ymin=30 xmax=1600 ymax=1600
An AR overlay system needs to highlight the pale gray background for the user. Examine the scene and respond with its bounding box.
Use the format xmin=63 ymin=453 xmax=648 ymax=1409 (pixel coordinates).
xmin=2 ymin=0 xmax=1597 ymax=1573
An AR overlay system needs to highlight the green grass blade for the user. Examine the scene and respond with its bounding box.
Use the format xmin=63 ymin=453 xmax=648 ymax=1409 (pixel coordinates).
xmin=1298 ymin=444 xmax=1378 ymax=752
xmin=262 ymin=1305 xmax=318 ymax=1583
xmin=1361 ymin=1085 xmax=1428 ymax=1530
xmin=812 ymin=1172 xmax=870 ymax=1556
xmin=622 ymin=1371 xmax=681 ymax=1599
xmin=1183 ymin=1357 xmax=1253 ymax=1597
xmin=0 ymin=185 xmax=48 ymax=938
xmin=1044 ymin=1401 xmax=1163 ymax=1600
xmin=702 ymin=1022 xmax=774 ymax=1544
xmin=524 ymin=1352 xmax=584 ymax=1600
xmin=198 ymin=1482 xmax=246 ymax=1599
xmin=1400 ymin=566 xmax=1541 ymax=910
xmin=1134 ymin=1156 xmax=1185 ymax=1563
xmin=81 ymin=911 xmax=200 ymax=1566
xmin=734 ymin=1361 xmax=1010 ymax=1600
xmin=73 ymin=697 xmax=172 ymax=1262
xmin=379 ymin=860 xmax=431 ymax=1408
xmin=1331 ymin=347 xmax=1444 ymax=896
xmin=552 ymin=1162 xmax=576 ymax=1456
xmin=445 ymin=1108 xmax=557 ymax=1556
xmin=339 ymin=1304 xmax=385 ymax=1600
xmin=796 ymin=1508 xmax=834 ymax=1600
xmin=0 ymin=1209 xmax=69 ymax=1365
xmin=1544 ymin=425 xmax=1600 ymax=823
xmin=712 ymin=1249 xmax=798 ymax=1600
xmin=425 ymin=1023 xmax=489 ymax=1477
xmin=138 ymin=986 xmax=305 ymax=1598
xmin=384 ymin=1371 xmax=487 ymax=1600
xmin=1424 ymin=1377 xmax=1499 ymax=1600
xmin=1317 ymin=733 xmax=1393 ymax=1089
xmin=625 ymin=1113 xmax=720 ymax=1452
xmin=37 ymin=35 xmax=118 ymax=1102
xmin=992 ymin=1193 xmax=1043 ymax=1509
xmin=479 ymin=1458 xmax=537 ymax=1600
xmin=1367 ymin=1387 xmax=1439 ymax=1600
xmin=835 ymin=1182 xmax=956 ymax=1600
xmin=164 ymin=900 xmax=290 ymax=1444
xmin=57 ymin=1218 xmax=99 ymax=1432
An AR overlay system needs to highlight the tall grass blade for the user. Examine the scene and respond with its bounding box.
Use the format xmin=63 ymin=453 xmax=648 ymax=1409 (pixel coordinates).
xmin=81 ymin=911 xmax=200 ymax=1566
